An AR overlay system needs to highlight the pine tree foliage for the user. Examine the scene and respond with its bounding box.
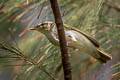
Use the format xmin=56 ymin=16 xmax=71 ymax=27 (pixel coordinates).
xmin=0 ymin=0 xmax=120 ymax=80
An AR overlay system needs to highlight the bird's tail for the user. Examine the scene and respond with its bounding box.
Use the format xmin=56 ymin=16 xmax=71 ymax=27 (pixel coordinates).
xmin=96 ymin=48 xmax=112 ymax=64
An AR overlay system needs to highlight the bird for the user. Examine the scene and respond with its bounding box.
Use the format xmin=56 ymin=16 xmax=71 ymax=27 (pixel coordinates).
xmin=30 ymin=21 xmax=112 ymax=64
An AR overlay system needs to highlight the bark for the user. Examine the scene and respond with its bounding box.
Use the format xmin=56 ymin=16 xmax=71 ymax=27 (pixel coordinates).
xmin=49 ymin=0 xmax=72 ymax=80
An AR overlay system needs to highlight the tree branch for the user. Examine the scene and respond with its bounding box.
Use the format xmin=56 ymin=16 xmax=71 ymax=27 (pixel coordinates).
xmin=49 ymin=0 xmax=72 ymax=80
xmin=0 ymin=42 xmax=56 ymax=80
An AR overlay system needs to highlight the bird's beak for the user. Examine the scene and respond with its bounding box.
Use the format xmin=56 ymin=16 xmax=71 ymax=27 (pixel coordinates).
xmin=29 ymin=27 xmax=39 ymax=30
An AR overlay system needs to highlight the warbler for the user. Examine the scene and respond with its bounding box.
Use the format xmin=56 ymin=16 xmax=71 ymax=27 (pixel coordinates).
xmin=30 ymin=22 xmax=112 ymax=64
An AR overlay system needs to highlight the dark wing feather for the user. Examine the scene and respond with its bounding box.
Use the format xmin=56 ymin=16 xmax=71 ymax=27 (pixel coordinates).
xmin=64 ymin=24 xmax=100 ymax=47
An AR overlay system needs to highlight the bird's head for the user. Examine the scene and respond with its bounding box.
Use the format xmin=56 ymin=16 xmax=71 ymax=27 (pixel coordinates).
xmin=30 ymin=22 xmax=55 ymax=33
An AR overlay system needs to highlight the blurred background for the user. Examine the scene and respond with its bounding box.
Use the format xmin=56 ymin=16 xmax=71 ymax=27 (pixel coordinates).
xmin=0 ymin=0 xmax=120 ymax=80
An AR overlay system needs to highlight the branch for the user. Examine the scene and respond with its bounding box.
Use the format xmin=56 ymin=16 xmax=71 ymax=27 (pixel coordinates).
xmin=0 ymin=43 xmax=56 ymax=80
xmin=49 ymin=0 xmax=72 ymax=80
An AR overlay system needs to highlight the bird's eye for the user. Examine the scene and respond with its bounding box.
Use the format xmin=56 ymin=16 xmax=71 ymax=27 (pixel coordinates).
xmin=41 ymin=23 xmax=44 ymax=26
xmin=68 ymin=35 xmax=72 ymax=38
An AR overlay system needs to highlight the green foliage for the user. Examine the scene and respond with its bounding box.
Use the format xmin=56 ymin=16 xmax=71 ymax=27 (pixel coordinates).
xmin=0 ymin=0 xmax=120 ymax=80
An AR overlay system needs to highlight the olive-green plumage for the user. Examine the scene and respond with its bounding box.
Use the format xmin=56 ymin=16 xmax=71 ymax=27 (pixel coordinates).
xmin=30 ymin=22 xmax=112 ymax=63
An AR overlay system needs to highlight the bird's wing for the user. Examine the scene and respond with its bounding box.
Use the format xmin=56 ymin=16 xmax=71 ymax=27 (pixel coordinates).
xmin=64 ymin=24 xmax=100 ymax=47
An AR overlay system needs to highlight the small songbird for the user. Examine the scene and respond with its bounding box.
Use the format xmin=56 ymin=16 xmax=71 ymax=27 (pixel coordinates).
xmin=30 ymin=22 xmax=112 ymax=64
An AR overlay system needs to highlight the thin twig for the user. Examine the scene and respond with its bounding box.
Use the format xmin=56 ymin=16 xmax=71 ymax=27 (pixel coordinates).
xmin=61 ymin=8 xmax=66 ymax=17
xmin=37 ymin=6 xmax=44 ymax=19
xmin=0 ymin=43 xmax=56 ymax=80
xmin=25 ymin=44 xmax=50 ymax=74
xmin=37 ymin=1 xmax=48 ymax=19
xmin=38 ymin=45 xmax=51 ymax=63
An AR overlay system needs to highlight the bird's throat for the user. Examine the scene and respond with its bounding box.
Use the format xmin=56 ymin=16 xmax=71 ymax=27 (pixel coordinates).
xmin=44 ymin=31 xmax=59 ymax=46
